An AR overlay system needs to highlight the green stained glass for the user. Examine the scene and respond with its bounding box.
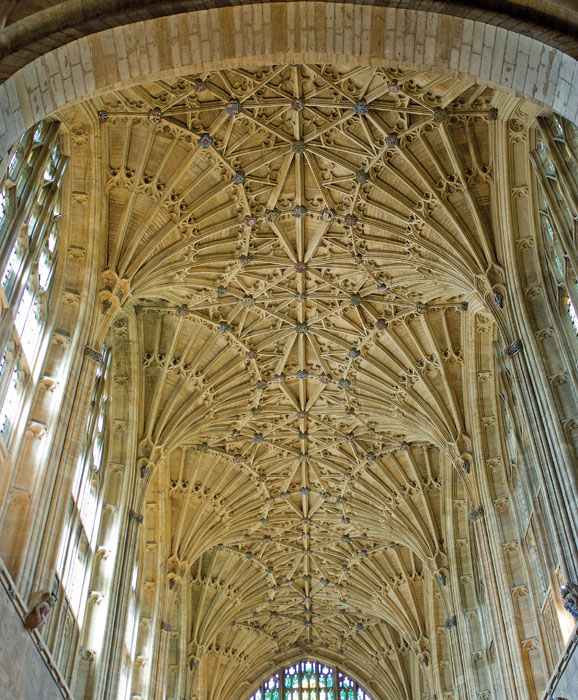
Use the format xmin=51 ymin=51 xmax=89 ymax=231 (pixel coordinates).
xmin=246 ymin=661 xmax=372 ymax=700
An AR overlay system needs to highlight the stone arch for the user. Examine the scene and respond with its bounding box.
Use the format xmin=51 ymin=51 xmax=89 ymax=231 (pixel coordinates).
xmin=212 ymin=654 xmax=394 ymax=700
xmin=1 ymin=1 xmax=577 ymax=165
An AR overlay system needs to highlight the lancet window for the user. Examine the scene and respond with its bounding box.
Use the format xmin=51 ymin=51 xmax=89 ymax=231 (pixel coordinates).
xmin=0 ymin=120 xmax=66 ymax=447
xmin=532 ymin=116 xmax=578 ymax=341
xmin=55 ymin=353 xmax=110 ymax=624
xmin=247 ymin=662 xmax=373 ymax=700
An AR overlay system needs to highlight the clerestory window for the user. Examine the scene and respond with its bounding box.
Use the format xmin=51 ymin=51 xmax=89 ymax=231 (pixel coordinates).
xmin=533 ymin=117 xmax=578 ymax=343
xmin=0 ymin=120 xmax=66 ymax=448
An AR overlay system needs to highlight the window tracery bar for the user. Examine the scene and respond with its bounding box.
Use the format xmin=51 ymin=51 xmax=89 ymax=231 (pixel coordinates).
xmin=247 ymin=661 xmax=373 ymax=700
xmin=532 ymin=117 xmax=578 ymax=342
xmin=55 ymin=352 xmax=111 ymax=625
xmin=0 ymin=119 xmax=66 ymax=447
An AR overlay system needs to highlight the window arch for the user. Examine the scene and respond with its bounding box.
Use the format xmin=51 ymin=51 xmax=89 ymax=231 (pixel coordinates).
xmin=246 ymin=661 xmax=374 ymax=700
xmin=532 ymin=117 xmax=578 ymax=344
xmin=0 ymin=120 xmax=66 ymax=448
xmin=55 ymin=351 xmax=111 ymax=625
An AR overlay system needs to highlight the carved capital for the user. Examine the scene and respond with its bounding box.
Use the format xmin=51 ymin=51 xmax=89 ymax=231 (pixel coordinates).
xmin=26 ymin=420 xmax=46 ymax=439
xmin=128 ymin=510 xmax=144 ymax=524
xmin=39 ymin=376 xmax=57 ymax=392
xmin=88 ymin=591 xmax=104 ymax=605
xmin=84 ymin=345 xmax=103 ymax=363
xmin=503 ymin=339 xmax=522 ymax=357
xmin=67 ymin=246 xmax=86 ymax=261
xmin=79 ymin=648 xmax=96 ymax=662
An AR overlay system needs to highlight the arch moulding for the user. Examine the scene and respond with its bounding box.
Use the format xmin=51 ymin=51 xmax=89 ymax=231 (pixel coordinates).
xmin=1 ymin=1 xmax=578 ymax=164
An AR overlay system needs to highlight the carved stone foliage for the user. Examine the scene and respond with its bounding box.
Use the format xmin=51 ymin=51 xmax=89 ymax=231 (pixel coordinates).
xmin=92 ymin=63 xmax=523 ymax=700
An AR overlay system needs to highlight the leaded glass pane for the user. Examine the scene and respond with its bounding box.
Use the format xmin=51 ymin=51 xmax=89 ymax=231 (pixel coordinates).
xmin=246 ymin=662 xmax=371 ymax=700
xmin=536 ymin=133 xmax=556 ymax=176
xmin=552 ymin=116 xmax=564 ymax=140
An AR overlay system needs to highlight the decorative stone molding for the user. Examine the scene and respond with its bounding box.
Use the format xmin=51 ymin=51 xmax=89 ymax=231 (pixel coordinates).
xmin=25 ymin=421 xmax=46 ymax=440
xmin=70 ymin=190 xmax=88 ymax=205
xmin=87 ymin=591 xmax=104 ymax=605
xmin=503 ymin=340 xmax=522 ymax=358
xmin=79 ymin=648 xmax=96 ymax=662
xmin=38 ymin=376 xmax=57 ymax=392
xmin=67 ymin=246 xmax=86 ymax=261
xmin=84 ymin=345 xmax=103 ymax=363
xmin=51 ymin=332 xmax=71 ymax=349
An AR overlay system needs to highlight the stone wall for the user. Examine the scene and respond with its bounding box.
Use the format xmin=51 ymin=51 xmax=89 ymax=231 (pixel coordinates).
xmin=543 ymin=625 xmax=578 ymax=699
xmin=0 ymin=561 xmax=72 ymax=700
xmin=1 ymin=1 xmax=578 ymax=169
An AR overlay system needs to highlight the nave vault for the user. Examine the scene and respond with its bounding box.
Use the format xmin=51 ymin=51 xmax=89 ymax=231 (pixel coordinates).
xmin=2 ymin=55 xmax=578 ymax=700
xmin=83 ymin=63 xmax=551 ymax=699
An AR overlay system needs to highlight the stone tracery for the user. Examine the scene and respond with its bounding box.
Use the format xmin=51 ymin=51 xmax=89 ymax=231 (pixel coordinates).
xmin=92 ymin=64 xmax=506 ymax=698
xmin=1 ymin=45 xmax=578 ymax=700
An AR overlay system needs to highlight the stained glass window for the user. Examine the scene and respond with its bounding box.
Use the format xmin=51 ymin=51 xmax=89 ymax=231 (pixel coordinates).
xmin=247 ymin=662 xmax=372 ymax=700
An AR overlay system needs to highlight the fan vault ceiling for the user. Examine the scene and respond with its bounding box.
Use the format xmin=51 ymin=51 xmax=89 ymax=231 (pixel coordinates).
xmin=84 ymin=63 xmax=509 ymax=698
